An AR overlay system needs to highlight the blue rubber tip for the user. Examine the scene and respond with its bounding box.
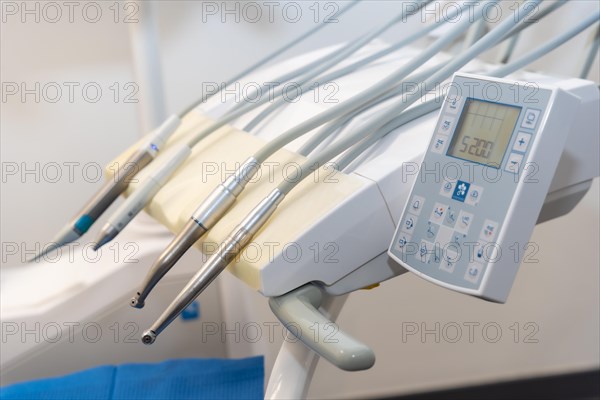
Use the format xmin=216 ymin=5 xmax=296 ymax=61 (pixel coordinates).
xmin=74 ymin=215 xmax=94 ymax=234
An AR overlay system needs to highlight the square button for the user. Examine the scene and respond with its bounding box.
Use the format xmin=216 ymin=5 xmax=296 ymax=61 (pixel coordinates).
xmin=431 ymin=135 xmax=449 ymax=154
xmin=430 ymin=203 xmax=448 ymax=224
xmin=455 ymin=210 xmax=474 ymax=235
xmin=432 ymin=249 xmax=442 ymax=265
xmin=396 ymin=232 xmax=412 ymax=252
xmin=505 ymin=153 xmax=524 ymax=174
xmin=479 ymin=219 xmax=499 ymax=241
xmin=464 ymin=263 xmax=484 ymax=284
xmin=419 ymin=240 xmax=435 ymax=263
xmin=408 ymin=195 xmax=425 ymax=216
xmin=472 ymin=242 xmax=487 ymax=264
xmin=464 ymin=184 xmax=483 ymax=206
xmin=450 ymin=232 xmax=467 ymax=247
xmin=440 ymin=248 xmax=459 ymax=273
xmin=445 ymin=95 xmax=461 ymax=114
xmin=425 ymin=222 xmax=439 ymax=241
xmin=445 ymin=241 xmax=462 ymax=255
xmin=443 ymin=207 xmax=458 ymax=228
xmin=438 ymin=116 xmax=456 ymax=135
xmin=452 ymin=180 xmax=471 ymax=202
xmin=435 ymin=225 xmax=454 ymax=248
xmin=440 ymin=180 xmax=456 ymax=198
xmin=472 ymin=242 xmax=498 ymax=264
xmin=401 ymin=213 xmax=418 ymax=234
xmin=512 ymin=132 xmax=532 ymax=153
xmin=521 ymin=108 xmax=541 ymax=130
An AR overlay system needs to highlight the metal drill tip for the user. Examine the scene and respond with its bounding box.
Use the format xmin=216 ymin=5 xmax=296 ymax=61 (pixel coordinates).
xmin=27 ymin=242 xmax=63 ymax=263
xmin=93 ymin=225 xmax=119 ymax=251
xmin=132 ymin=220 xmax=208 ymax=310
xmin=130 ymin=295 xmax=145 ymax=309
xmin=142 ymin=330 xmax=157 ymax=345
xmin=27 ymin=225 xmax=81 ymax=263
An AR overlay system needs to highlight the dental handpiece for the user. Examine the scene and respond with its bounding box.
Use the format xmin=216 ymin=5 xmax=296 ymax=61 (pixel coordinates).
xmin=93 ymin=143 xmax=192 ymax=250
xmin=130 ymin=157 xmax=260 ymax=308
xmin=29 ymin=116 xmax=182 ymax=262
xmin=133 ymin=0 xmax=504 ymax=308
xmin=142 ymin=188 xmax=285 ymax=344
xmin=87 ymin=4 xmax=364 ymax=253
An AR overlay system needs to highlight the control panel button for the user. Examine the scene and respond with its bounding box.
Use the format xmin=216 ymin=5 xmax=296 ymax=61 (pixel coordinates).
xmin=431 ymin=135 xmax=449 ymax=154
xmin=440 ymin=180 xmax=456 ymax=198
xmin=451 ymin=232 xmax=467 ymax=247
xmin=472 ymin=242 xmax=487 ymax=264
xmin=464 ymin=263 xmax=483 ymax=284
xmin=445 ymin=95 xmax=461 ymax=114
xmin=440 ymin=248 xmax=459 ymax=273
xmin=438 ymin=116 xmax=456 ymax=135
xmin=401 ymin=214 xmax=418 ymax=234
xmin=480 ymin=219 xmax=499 ymax=241
xmin=445 ymin=241 xmax=461 ymax=254
xmin=443 ymin=208 xmax=458 ymax=228
xmin=425 ymin=222 xmax=439 ymax=240
xmin=455 ymin=210 xmax=474 ymax=235
xmin=396 ymin=233 xmax=412 ymax=251
xmin=430 ymin=203 xmax=448 ymax=224
xmin=452 ymin=180 xmax=470 ymax=202
xmin=409 ymin=195 xmax=425 ymax=216
xmin=521 ymin=108 xmax=541 ymax=130
xmin=419 ymin=240 xmax=435 ymax=263
xmin=464 ymin=184 xmax=483 ymax=206
xmin=512 ymin=132 xmax=532 ymax=153
xmin=435 ymin=225 xmax=454 ymax=248
xmin=472 ymin=242 xmax=498 ymax=264
xmin=505 ymin=153 xmax=524 ymax=174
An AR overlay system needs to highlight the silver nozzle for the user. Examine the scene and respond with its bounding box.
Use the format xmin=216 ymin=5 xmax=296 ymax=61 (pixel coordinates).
xmin=141 ymin=330 xmax=157 ymax=345
xmin=131 ymin=158 xmax=260 ymax=308
xmin=27 ymin=225 xmax=81 ymax=263
xmin=93 ymin=224 xmax=119 ymax=251
xmin=130 ymin=295 xmax=145 ymax=309
xmin=142 ymin=189 xmax=285 ymax=343
xmin=141 ymin=238 xmax=242 ymax=341
xmin=31 ymin=149 xmax=155 ymax=262
xmin=131 ymin=219 xmax=208 ymax=309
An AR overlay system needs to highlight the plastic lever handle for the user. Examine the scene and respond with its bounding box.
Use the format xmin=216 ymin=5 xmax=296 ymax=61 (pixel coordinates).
xmin=268 ymin=284 xmax=375 ymax=371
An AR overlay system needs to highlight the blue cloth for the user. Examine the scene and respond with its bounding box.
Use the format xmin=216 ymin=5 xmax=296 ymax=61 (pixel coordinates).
xmin=1 ymin=357 xmax=264 ymax=400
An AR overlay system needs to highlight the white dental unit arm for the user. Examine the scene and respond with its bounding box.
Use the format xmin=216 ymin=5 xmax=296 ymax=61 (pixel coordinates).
xmin=265 ymin=72 xmax=599 ymax=374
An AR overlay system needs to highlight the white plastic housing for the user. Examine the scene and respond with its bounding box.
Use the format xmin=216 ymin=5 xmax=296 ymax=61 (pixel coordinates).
xmin=388 ymin=73 xmax=580 ymax=302
xmin=139 ymin=114 xmax=182 ymax=157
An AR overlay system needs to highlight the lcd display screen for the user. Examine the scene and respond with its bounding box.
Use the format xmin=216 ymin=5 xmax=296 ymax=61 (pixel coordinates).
xmin=447 ymin=99 xmax=522 ymax=168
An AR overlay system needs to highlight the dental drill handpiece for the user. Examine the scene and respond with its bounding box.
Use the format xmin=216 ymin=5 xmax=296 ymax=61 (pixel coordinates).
xmin=29 ymin=115 xmax=181 ymax=262
xmin=142 ymin=188 xmax=285 ymax=344
xmin=130 ymin=157 xmax=260 ymax=308
xmin=92 ymin=143 xmax=192 ymax=250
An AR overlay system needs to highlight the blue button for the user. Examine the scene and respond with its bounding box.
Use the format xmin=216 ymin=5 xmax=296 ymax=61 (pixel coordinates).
xmin=452 ymin=180 xmax=470 ymax=202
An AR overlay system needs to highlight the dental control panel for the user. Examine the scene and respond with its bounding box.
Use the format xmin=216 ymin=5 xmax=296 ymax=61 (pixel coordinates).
xmin=388 ymin=73 xmax=580 ymax=302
